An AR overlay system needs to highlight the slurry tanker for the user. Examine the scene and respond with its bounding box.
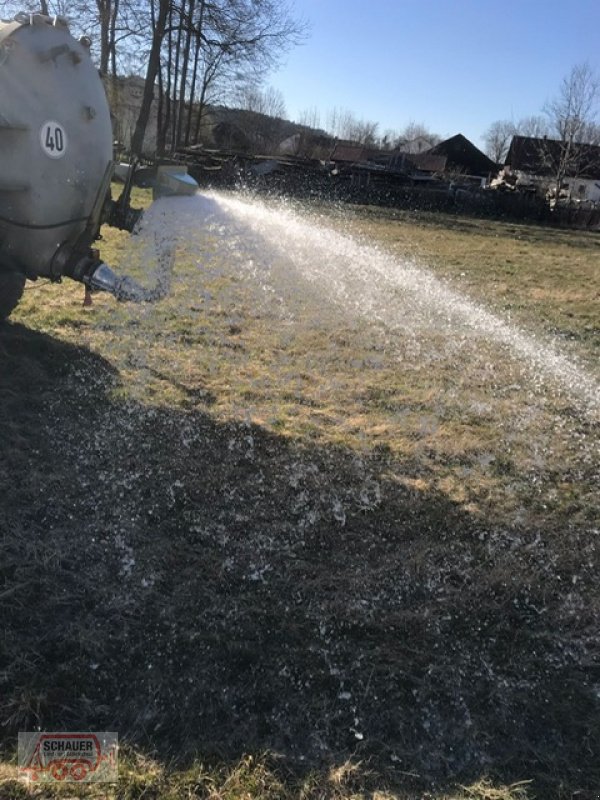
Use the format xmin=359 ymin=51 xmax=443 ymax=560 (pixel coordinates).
xmin=0 ymin=11 xmax=196 ymax=320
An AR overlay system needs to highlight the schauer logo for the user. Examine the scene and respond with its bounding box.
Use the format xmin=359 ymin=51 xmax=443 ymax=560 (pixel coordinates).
xmin=18 ymin=732 xmax=118 ymax=783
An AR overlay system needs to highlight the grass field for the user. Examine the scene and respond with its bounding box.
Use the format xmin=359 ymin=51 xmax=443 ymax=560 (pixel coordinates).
xmin=0 ymin=189 xmax=599 ymax=799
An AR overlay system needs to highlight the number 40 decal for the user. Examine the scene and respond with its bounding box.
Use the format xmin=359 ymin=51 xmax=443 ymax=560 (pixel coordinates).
xmin=40 ymin=121 xmax=68 ymax=159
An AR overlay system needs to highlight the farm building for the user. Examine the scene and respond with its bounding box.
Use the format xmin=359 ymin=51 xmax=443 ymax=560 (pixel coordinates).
xmin=426 ymin=133 xmax=499 ymax=185
xmin=328 ymin=134 xmax=497 ymax=187
xmin=504 ymin=135 xmax=600 ymax=202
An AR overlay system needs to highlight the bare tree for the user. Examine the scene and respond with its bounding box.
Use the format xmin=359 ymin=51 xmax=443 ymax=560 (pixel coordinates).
xmin=298 ymin=107 xmax=321 ymax=130
xmin=484 ymin=116 xmax=551 ymax=164
xmin=174 ymin=0 xmax=197 ymax=147
xmin=264 ymin=86 xmax=287 ymax=119
xmin=380 ymin=128 xmax=400 ymax=150
xmin=233 ymin=84 xmax=286 ymax=118
xmin=1 ymin=0 xmax=96 ymax=33
xmin=517 ymin=114 xmax=549 ymax=138
xmin=483 ymin=119 xmax=516 ymax=163
xmin=156 ymin=0 xmax=306 ymax=153
xmin=354 ymin=119 xmax=378 ymax=146
xmin=326 ymin=107 xmax=379 ymax=145
xmin=190 ymin=41 xmax=231 ymax=144
xmin=1 ymin=0 xmax=47 ymax=17
xmin=545 ymin=62 xmax=599 ymax=143
xmin=397 ymin=121 xmax=440 ymax=153
xmin=541 ymin=62 xmax=600 ymax=198
xmin=3 ymin=0 xmax=305 ymax=157
xmin=227 ymin=84 xmax=287 ymax=153
xmin=95 ymin=0 xmax=119 ymax=75
xmin=130 ymin=0 xmax=169 ymax=157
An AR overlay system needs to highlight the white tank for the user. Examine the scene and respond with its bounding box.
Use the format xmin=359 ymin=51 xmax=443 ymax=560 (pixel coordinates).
xmin=0 ymin=13 xmax=113 ymax=283
xmin=0 ymin=12 xmax=198 ymax=319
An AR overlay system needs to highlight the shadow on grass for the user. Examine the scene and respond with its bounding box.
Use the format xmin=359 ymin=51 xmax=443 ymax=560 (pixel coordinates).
xmin=0 ymin=322 xmax=598 ymax=798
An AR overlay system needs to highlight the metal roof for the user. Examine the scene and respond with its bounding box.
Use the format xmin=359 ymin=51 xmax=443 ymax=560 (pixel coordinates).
xmin=506 ymin=135 xmax=600 ymax=179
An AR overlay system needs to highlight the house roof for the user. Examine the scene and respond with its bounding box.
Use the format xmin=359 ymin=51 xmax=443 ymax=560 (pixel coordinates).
xmin=406 ymin=153 xmax=447 ymax=173
xmin=506 ymin=135 xmax=600 ymax=179
xmin=330 ymin=143 xmax=389 ymax=165
xmin=330 ymin=144 xmax=365 ymax=163
xmin=396 ymin=136 xmax=438 ymax=154
xmin=427 ymin=133 xmax=498 ymax=176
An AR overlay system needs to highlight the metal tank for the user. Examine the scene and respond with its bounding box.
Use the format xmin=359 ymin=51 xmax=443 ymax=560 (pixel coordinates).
xmin=0 ymin=11 xmax=197 ymax=320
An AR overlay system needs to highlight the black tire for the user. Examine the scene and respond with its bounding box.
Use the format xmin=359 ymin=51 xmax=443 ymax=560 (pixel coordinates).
xmin=0 ymin=271 xmax=26 ymax=321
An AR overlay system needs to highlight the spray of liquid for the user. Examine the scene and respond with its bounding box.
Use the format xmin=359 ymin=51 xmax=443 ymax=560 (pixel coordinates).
xmin=126 ymin=190 xmax=599 ymax=421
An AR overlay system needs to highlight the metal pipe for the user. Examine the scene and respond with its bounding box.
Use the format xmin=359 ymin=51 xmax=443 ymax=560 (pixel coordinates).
xmin=66 ymin=246 xmax=172 ymax=303
xmin=82 ymin=261 xmax=170 ymax=303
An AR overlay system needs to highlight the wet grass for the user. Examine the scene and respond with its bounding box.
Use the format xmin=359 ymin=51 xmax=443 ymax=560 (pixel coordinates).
xmin=1 ymin=190 xmax=599 ymax=799
xmin=332 ymin=204 xmax=600 ymax=369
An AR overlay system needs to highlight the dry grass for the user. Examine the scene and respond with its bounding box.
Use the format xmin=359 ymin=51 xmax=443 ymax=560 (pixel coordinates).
xmin=1 ymin=190 xmax=599 ymax=799
xmin=330 ymin=204 xmax=600 ymax=370
xmin=0 ymin=754 xmax=537 ymax=800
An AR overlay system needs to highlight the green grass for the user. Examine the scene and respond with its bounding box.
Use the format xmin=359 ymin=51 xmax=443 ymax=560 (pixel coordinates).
xmin=1 ymin=190 xmax=599 ymax=799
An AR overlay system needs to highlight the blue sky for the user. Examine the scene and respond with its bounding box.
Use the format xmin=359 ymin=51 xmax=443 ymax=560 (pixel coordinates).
xmin=270 ymin=0 xmax=600 ymax=149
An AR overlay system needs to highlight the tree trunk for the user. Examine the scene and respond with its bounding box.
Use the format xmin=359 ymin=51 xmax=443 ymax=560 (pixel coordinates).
xmin=169 ymin=5 xmax=185 ymax=152
xmin=185 ymin=29 xmax=201 ymax=146
xmin=156 ymin=63 xmax=166 ymax=156
xmin=175 ymin=0 xmax=196 ymax=149
xmin=158 ymin=2 xmax=173 ymax=155
xmin=109 ymin=0 xmax=120 ymax=77
xmin=131 ymin=0 xmax=170 ymax=159
xmin=193 ymin=69 xmax=214 ymax=144
xmin=97 ymin=0 xmax=111 ymax=76
xmin=193 ymin=73 xmax=209 ymax=143
xmin=184 ymin=0 xmax=205 ymax=146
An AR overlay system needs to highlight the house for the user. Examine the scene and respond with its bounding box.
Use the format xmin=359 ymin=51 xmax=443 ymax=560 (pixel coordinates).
xmin=505 ymin=135 xmax=600 ymax=202
xmin=324 ymin=134 xmax=498 ymax=191
xmin=393 ymin=152 xmax=447 ymax=179
xmin=278 ymin=131 xmax=334 ymax=160
xmin=396 ymin=134 xmax=438 ymax=154
xmin=386 ymin=134 xmax=494 ymax=186
xmin=329 ymin=143 xmax=369 ymax=165
xmin=426 ymin=133 xmax=498 ymax=185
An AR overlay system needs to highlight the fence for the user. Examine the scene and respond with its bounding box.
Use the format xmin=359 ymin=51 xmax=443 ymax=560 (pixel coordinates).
xmin=186 ymin=157 xmax=600 ymax=231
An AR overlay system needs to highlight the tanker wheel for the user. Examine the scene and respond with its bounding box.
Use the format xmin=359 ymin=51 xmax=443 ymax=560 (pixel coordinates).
xmin=69 ymin=761 xmax=89 ymax=781
xmin=50 ymin=762 xmax=69 ymax=781
xmin=0 ymin=271 xmax=26 ymax=321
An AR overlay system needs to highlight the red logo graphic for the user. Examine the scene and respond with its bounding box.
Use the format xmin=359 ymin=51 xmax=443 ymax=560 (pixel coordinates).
xmin=19 ymin=732 xmax=117 ymax=783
